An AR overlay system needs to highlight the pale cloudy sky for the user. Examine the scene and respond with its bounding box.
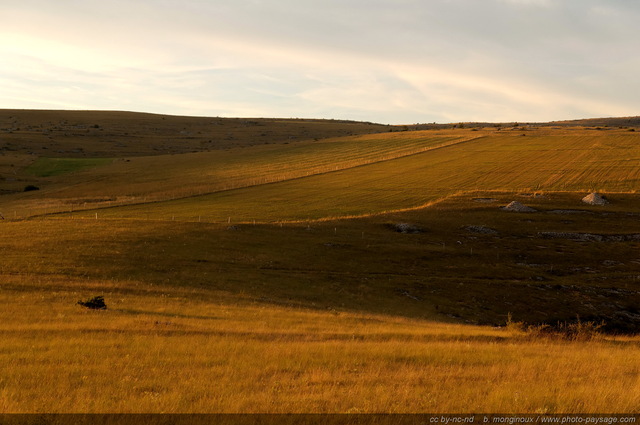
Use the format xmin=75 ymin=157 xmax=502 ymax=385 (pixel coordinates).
xmin=1 ymin=0 xmax=639 ymax=124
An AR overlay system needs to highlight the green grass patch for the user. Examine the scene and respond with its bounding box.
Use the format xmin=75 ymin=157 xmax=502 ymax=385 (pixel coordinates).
xmin=26 ymin=157 xmax=113 ymax=177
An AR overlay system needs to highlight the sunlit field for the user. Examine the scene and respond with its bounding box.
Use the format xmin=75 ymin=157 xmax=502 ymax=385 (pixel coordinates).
xmin=69 ymin=128 xmax=640 ymax=222
xmin=1 ymin=274 xmax=639 ymax=413
xmin=3 ymin=130 xmax=478 ymax=217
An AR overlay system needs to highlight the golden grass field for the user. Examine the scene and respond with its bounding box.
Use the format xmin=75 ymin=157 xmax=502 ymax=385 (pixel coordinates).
xmin=4 ymin=130 xmax=479 ymax=218
xmin=1 ymin=111 xmax=640 ymax=413
xmin=1 ymin=272 xmax=639 ymax=413
xmin=54 ymin=127 xmax=640 ymax=223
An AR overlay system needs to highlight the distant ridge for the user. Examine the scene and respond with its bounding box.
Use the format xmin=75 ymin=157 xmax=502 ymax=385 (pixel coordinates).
xmin=399 ymin=116 xmax=640 ymax=130
xmin=548 ymin=116 xmax=640 ymax=128
xmin=0 ymin=109 xmax=389 ymax=157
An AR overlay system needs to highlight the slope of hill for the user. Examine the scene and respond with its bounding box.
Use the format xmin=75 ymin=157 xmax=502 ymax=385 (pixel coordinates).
xmin=0 ymin=109 xmax=390 ymax=157
xmin=1 ymin=110 xmax=640 ymax=413
xmin=549 ymin=116 xmax=640 ymax=128
xmin=63 ymin=127 xmax=640 ymax=223
xmin=1 ymin=128 xmax=482 ymax=216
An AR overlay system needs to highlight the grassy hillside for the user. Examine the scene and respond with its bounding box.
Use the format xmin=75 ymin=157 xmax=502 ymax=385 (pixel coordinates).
xmin=549 ymin=116 xmax=640 ymax=128
xmin=1 ymin=129 xmax=481 ymax=217
xmin=0 ymin=109 xmax=389 ymax=157
xmin=62 ymin=127 xmax=640 ymax=222
xmin=2 ymin=111 xmax=640 ymax=413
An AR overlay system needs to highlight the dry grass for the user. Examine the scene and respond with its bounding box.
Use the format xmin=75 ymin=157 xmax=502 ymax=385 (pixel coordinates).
xmin=8 ymin=126 xmax=640 ymax=222
xmin=0 ymin=109 xmax=389 ymax=157
xmin=1 ymin=274 xmax=639 ymax=413
xmin=3 ymin=116 xmax=640 ymax=413
xmin=2 ymin=130 xmax=478 ymax=218
xmin=63 ymin=128 xmax=640 ymax=222
xmin=1 ymin=198 xmax=640 ymax=413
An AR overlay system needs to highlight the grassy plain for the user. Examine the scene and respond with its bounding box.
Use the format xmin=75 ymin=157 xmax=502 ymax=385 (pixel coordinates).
xmin=1 ymin=111 xmax=640 ymax=413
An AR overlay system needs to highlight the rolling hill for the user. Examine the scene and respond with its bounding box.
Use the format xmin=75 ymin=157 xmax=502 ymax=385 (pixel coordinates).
xmin=1 ymin=110 xmax=639 ymax=413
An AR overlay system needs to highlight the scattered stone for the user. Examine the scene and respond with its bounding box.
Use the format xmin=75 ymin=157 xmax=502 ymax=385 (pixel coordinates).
xmin=531 ymin=276 xmax=551 ymax=282
xmin=463 ymin=225 xmax=498 ymax=235
xmin=400 ymin=291 xmax=420 ymax=301
xmin=539 ymin=232 xmax=603 ymax=242
xmin=226 ymin=225 xmax=240 ymax=231
xmin=582 ymin=192 xmax=608 ymax=205
xmin=518 ymin=193 xmax=544 ymax=198
xmin=501 ymin=201 xmax=537 ymax=212
xmin=548 ymin=209 xmax=590 ymax=215
xmin=388 ymin=223 xmax=425 ymax=234
xmin=539 ymin=232 xmax=640 ymax=242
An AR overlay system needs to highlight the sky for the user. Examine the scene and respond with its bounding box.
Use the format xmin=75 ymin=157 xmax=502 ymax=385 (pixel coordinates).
xmin=1 ymin=0 xmax=639 ymax=124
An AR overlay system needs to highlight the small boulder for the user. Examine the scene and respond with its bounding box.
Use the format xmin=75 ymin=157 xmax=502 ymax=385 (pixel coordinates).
xmin=464 ymin=225 xmax=498 ymax=235
xmin=582 ymin=192 xmax=608 ymax=206
xmin=501 ymin=201 xmax=537 ymax=212
xmin=388 ymin=223 xmax=425 ymax=234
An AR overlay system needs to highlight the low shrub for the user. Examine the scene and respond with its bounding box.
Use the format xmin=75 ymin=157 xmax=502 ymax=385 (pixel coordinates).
xmin=77 ymin=296 xmax=107 ymax=310
xmin=506 ymin=314 xmax=605 ymax=341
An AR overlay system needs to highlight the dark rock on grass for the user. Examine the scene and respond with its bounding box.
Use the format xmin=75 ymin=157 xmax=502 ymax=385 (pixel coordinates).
xmin=387 ymin=223 xmax=425 ymax=234
xmin=78 ymin=295 xmax=107 ymax=310
xmin=464 ymin=225 xmax=498 ymax=235
xmin=539 ymin=232 xmax=604 ymax=242
xmin=539 ymin=232 xmax=640 ymax=242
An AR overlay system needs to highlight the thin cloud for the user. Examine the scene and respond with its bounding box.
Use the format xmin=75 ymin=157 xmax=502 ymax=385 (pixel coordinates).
xmin=1 ymin=0 xmax=639 ymax=123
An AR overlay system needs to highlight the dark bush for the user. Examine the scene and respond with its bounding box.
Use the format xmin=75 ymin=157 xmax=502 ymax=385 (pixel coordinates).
xmin=78 ymin=296 xmax=107 ymax=310
xmin=24 ymin=185 xmax=39 ymax=192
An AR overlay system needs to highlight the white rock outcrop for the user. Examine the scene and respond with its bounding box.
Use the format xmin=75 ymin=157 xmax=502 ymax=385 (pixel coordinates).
xmin=582 ymin=192 xmax=608 ymax=205
xmin=501 ymin=201 xmax=537 ymax=212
